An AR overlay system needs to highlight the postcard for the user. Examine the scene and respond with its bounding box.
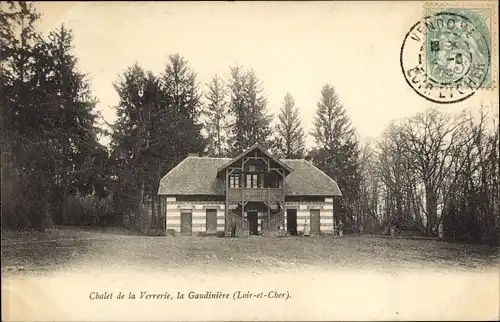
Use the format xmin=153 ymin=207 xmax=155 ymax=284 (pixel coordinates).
xmin=1 ymin=1 xmax=499 ymax=321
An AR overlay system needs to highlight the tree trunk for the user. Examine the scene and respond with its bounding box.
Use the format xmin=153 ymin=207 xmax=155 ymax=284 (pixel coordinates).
xmin=425 ymin=186 xmax=438 ymax=235
xmin=151 ymin=194 xmax=156 ymax=229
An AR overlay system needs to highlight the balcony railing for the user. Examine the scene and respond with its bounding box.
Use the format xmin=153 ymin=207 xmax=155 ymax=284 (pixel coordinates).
xmin=227 ymin=188 xmax=284 ymax=202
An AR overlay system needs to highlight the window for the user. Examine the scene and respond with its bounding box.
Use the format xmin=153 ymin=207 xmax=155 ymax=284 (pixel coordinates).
xmin=229 ymin=174 xmax=240 ymax=188
xmin=246 ymin=174 xmax=258 ymax=188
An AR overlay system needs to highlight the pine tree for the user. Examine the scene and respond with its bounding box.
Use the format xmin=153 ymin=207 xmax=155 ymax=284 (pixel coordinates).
xmin=273 ymin=93 xmax=305 ymax=159
xmin=227 ymin=66 xmax=272 ymax=155
xmin=34 ymin=25 xmax=102 ymax=223
xmin=161 ymin=54 xmax=206 ymax=161
xmin=227 ymin=65 xmax=248 ymax=154
xmin=111 ymin=64 xmax=164 ymax=211
xmin=1 ymin=1 xmax=41 ymax=158
xmin=0 ymin=1 xmax=44 ymax=229
xmin=310 ymin=84 xmax=361 ymax=232
xmin=1 ymin=3 xmax=102 ymax=228
xmin=111 ymin=55 xmax=207 ymax=227
xmin=37 ymin=26 xmax=101 ymax=181
xmin=202 ymin=74 xmax=229 ymax=157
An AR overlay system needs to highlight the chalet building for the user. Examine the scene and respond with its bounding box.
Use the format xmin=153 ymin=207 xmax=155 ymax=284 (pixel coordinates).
xmin=158 ymin=144 xmax=342 ymax=236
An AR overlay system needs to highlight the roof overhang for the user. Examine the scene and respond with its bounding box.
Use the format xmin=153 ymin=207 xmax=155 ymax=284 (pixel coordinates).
xmin=216 ymin=143 xmax=293 ymax=176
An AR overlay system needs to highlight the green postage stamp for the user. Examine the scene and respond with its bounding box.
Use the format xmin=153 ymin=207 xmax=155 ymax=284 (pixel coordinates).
xmin=400 ymin=2 xmax=497 ymax=104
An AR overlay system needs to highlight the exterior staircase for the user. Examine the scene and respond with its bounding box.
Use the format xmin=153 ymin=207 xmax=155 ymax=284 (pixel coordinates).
xmin=261 ymin=210 xmax=286 ymax=237
xmin=225 ymin=211 xmax=248 ymax=236
xmin=225 ymin=210 xmax=286 ymax=237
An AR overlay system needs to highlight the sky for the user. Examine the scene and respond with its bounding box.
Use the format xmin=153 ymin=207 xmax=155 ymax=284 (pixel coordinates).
xmin=33 ymin=1 xmax=498 ymax=147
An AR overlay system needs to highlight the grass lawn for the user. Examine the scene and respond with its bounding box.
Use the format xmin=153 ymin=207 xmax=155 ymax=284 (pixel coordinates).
xmin=2 ymin=227 xmax=499 ymax=321
xmin=2 ymin=226 xmax=499 ymax=276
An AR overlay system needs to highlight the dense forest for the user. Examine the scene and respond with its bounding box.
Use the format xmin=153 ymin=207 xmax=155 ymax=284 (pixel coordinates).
xmin=1 ymin=2 xmax=498 ymax=245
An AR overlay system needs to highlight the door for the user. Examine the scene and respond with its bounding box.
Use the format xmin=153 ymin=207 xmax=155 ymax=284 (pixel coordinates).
xmin=248 ymin=211 xmax=258 ymax=235
xmin=286 ymin=209 xmax=297 ymax=236
xmin=310 ymin=209 xmax=321 ymax=235
xmin=206 ymin=209 xmax=217 ymax=235
xmin=180 ymin=210 xmax=192 ymax=235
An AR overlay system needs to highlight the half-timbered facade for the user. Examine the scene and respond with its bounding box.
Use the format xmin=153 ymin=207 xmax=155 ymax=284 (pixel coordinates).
xmin=158 ymin=144 xmax=342 ymax=236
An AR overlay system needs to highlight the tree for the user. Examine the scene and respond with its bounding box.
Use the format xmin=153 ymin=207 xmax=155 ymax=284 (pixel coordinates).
xmin=227 ymin=65 xmax=273 ymax=155
xmin=273 ymin=93 xmax=305 ymax=159
xmin=398 ymin=108 xmax=470 ymax=235
xmin=372 ymin=105 xmax=498 ymax=243
xmin=357 ymin=139 xmax=382 ymax=233
xmin=442 ymin=108 xmax=499 ymax=244
xmin=202 ymin=74 xmax=229 ymax=157
xmin=377 ymin=122 xmax=424 ymax=233
xmin=1 ymin=3 xmax=102 ymax=229
xmin=161 ymin=54 xmax=206 ymax=160
xmin=111 ymin=54 xmax=206 ymax=229
xmin=34 ymin=25 xmax=102 ymax=223
xmin=309 ymin=84 xmax=361 ymax=232
xmin=111 ymin=64 xmax=165 ymax=216
xmin=1 ymin=1 xmax=41 ymax=158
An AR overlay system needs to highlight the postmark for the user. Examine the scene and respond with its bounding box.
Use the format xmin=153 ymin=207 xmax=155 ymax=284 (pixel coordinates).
xmin=400 ymin=8 xmax=492 ymax=104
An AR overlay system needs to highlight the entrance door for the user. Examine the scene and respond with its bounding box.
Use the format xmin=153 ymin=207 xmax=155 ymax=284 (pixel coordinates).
xmin=180 ymin=210 xmax=192 ymax=235
xmin=287 ymin=209 xmax=297 ymax=236
xmin=248 ymin=211 xmax=258 ymax=235
xmin=206 ymin=209 xmax=217 ymax=235
xmin=310 ymin=209 xmax=320 ymax=235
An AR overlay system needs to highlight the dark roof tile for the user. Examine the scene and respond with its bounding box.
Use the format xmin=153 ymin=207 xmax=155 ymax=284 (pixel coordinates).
xmin=158 ymin=157 xmax=342 ymax=197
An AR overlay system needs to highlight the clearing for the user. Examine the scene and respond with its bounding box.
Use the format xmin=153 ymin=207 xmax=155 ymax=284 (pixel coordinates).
xmin=1 ymin=226 xmax=498 ymax=275
xmin=2 ymin=227 xmax=499 ymax=321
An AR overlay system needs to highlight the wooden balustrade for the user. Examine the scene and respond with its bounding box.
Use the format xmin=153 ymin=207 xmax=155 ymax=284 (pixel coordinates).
xmin=227 ymin=188 xmax=284 ymax=202
xmin=262 ymin=210 xmax=285 ymax=231
xmin=226 ymin=211 xmax=248 ymax=231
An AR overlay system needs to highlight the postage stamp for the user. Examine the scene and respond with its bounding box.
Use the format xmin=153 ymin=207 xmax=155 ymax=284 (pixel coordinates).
xmin=400 ymin=2 xmax=497 ymax=104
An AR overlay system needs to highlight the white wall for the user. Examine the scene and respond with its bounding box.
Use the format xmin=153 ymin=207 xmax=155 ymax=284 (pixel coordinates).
xmin=285 ymin=199 xmax=335 ymax=234
xmin=165 ymin=198 xmax=225 ymax=234
xmin=164 ymin=197 xmax=335 ymax=235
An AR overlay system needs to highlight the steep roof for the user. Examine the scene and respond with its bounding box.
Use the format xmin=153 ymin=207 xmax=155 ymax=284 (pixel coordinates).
xmin=158 ymin=156 xmax=342 ymax=197
xmin=281 ymin=159 xmax=341 ymax=196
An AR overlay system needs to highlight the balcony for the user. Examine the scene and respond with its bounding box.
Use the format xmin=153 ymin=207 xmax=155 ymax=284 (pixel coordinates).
xmin=227 ymin=188 xmax=284 ymax=202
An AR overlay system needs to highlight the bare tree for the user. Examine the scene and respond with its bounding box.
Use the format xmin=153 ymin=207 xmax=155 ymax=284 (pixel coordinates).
xmin=442 ymin=107 xmax=499 ymax=244
xmin=398 ymin=108 xmax=470 ymax=235
xmin=377 ymin=122 xmax=425 ymax=233
xmin=356 ymin=139 xmax=382 ymax=233
xmin=371 ymin=105 xmax=498 ymax=243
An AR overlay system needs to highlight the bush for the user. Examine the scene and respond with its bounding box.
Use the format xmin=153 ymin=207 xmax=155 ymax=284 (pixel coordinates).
xmin=1 ymin=170 xmax=51 ymax=231
xmin=443 ymin=198 xmax=500 ymax=246
xmin=131 ymin=203 xmax=150 ymax=233
xmin=62 ymin=194 xmax=113 ymax=226
xmin=125 ymin=198 xmax=165 ymax=236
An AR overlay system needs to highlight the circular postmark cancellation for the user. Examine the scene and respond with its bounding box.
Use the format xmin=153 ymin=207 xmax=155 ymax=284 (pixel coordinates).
xmin=400 ymin=11 xmax=491 ymax=104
